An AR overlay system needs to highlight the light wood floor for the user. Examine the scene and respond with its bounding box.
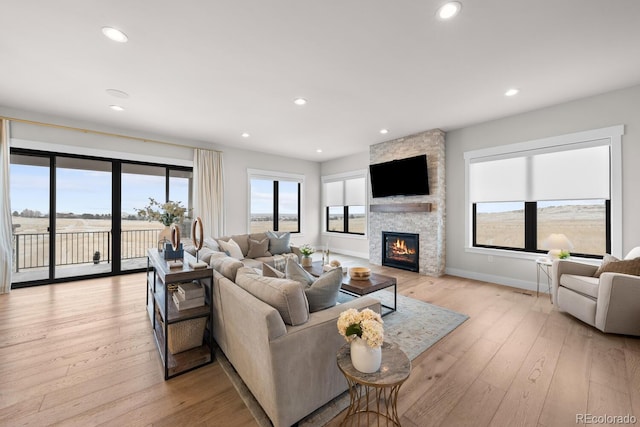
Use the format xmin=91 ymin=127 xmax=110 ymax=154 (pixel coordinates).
xmin=1 ymin=265 xmax=639 ymax=426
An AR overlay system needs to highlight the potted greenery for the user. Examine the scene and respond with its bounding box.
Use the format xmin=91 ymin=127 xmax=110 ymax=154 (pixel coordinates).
xmin=136 ymin=198 xmax=190 ymax=248
xmin=299 ymin=244 xmax=314 ymax=267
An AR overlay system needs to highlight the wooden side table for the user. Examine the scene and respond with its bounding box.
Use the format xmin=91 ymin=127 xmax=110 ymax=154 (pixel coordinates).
xmin=337 ymin=341 xmax=411 ymax=426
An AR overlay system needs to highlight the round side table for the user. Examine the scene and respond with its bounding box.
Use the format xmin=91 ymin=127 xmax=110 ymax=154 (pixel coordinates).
xmin=337 ymin=341 xmax=411 ymax=426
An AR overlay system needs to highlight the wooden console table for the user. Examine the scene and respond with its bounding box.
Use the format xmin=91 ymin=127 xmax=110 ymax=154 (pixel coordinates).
xmin=146 ymin=249 xmax=214 ymax=379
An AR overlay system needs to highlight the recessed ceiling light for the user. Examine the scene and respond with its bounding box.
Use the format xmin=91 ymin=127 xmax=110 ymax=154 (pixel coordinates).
xmin=505 ymin=88 xmax=520 ymax=97
xmin=102 ymin=27 xmax=128 ymax=43
xmin=109 ymin=105 xmax=125 ymax=111
xmin=316 ymin=149 xmax=323 ymax=153
xmin=437 ymin=2 xmax=462 ymax=20
xmin=380 ymin=129 xmax=389 ymax=134
xmin=106 ymin=89 xmax=130 ymax=99
xmin=241 ymin=132 xmax=250 ymax=138
xmin=293 ymin=97 xmax=307 ymax=106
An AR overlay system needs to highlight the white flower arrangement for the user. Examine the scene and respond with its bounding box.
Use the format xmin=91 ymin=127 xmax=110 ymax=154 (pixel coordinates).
xmin=299 ymin=244 xmax=315 ymax=257
xmin=337 ymin=308 xmax=384 ymax=348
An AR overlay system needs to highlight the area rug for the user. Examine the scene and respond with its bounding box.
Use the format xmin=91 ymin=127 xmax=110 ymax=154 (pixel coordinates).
xmin=217 ymin=290 xmax=468 ymax=427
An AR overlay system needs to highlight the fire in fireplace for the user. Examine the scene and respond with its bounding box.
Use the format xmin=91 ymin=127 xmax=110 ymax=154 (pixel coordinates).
xmin=382 ymin=231 xmax=419 ymax=272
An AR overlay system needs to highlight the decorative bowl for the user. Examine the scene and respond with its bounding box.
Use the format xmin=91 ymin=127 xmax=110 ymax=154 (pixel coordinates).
xmin=349 ymin=267 xmax=371 ymax=281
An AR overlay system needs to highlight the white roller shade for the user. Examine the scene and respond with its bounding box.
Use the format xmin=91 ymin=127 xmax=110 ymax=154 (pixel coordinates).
xmin=345 ymin=177 xmax=365 ymax=206
xmin=325 ymin=181 xmax=344 ymax=206
xmin=469 ymin=157 xmax=527 ymax=203
xmin=531 ymin=145 xmax=610 ymax=200
xmin=470 ymin=143 xmax=610 ymax=203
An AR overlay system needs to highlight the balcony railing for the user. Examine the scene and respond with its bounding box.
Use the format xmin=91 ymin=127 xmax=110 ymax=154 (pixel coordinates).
xmin=12 ymin=229 xmax=165 ymax=272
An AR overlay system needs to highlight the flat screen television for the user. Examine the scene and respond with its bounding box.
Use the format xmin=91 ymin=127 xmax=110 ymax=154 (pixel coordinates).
xmin=369 ymin=154 xmax=429 ymax=198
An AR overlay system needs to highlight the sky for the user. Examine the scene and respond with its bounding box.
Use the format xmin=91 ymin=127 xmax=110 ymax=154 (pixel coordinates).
xmin=250 ymin=179 xmax=299 ymax=214
xmin=10 ymin=164 xmax=189 ymax=215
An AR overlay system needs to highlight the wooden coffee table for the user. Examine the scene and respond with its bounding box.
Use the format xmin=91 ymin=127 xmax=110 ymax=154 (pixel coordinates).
xmin=304 ymin=261 xmax=397 ymax=315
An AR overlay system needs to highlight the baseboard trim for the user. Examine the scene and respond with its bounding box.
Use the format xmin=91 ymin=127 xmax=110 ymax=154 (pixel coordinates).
xmin=445 ymin=267 xmax=549 ymax=295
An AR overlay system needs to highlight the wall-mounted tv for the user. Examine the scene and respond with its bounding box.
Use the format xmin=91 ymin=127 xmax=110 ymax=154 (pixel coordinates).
xmin=369 ymin=154 xmax=429 ymax=198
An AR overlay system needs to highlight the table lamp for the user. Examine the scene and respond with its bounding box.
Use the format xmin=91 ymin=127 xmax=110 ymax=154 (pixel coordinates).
xmin=542 ymin=233 xmax=573 ymax=259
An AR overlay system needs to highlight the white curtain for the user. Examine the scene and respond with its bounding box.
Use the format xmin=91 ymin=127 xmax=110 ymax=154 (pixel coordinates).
xmin=193 ymin=149 xmax=225 ymax=237
xmin=0 ymin=119 xmax=12 ymax=293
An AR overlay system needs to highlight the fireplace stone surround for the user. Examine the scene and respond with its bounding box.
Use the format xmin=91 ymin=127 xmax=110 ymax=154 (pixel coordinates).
xmin=368 ymin=129 xmax=445 ymax=276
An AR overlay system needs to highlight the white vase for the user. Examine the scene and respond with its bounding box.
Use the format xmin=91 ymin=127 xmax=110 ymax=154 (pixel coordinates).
xmin=350 ymin=337 xmax=382 ymax=373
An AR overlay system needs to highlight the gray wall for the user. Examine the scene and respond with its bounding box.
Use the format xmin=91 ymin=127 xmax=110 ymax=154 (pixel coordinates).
xmin=445 ymin=84 xmax=640 ymax=290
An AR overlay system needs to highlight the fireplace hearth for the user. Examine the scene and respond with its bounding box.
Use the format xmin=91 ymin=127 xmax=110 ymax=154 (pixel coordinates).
xmin=382 ymin=231 xmax=419 ymax=272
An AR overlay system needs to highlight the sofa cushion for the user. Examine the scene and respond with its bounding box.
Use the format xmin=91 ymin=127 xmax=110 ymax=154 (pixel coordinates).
xmin=210 ymin=252 xmax=244 ymax=281
xmin=219 ymin=238 xmax=244 ymax=260
xmin=247 ymin=237 xmax=271 ymax=259
xmin=596 ymin=257 xmax=640 ymax=277
xmin=266 ymin=231 xmax=291 ymax=255
xmin=594 ymin=254 xmax=620 ymax=278
xmin=560 ymin=274 xmax=599 ymax=299
xmin=263 ymin=263 xmax=285 ymax=278
xmin=285 ymin=258 xmax=343 ymax=313
xmin=235 ymin=267 xmax=309 ymax=326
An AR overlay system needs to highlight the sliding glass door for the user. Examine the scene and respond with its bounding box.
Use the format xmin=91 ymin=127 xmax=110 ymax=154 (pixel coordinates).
xmin=10 ymin=154 xmax=51 ymax=282
xmin=10 ymin=148 xmax=193 ymax=287
xmin=54 ymin=157 xmax=112 ymax=279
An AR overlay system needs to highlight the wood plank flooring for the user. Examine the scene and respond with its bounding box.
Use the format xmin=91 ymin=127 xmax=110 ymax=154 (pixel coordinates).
xmin=1 ymin=265 xmax=639 ymax=426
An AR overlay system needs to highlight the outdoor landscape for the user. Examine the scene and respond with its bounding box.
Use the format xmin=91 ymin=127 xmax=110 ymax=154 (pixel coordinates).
xmin=476 ymin=203 xmax=606 ymax=255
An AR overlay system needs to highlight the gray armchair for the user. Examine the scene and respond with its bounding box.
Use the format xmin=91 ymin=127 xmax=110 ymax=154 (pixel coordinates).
xmin=551 ymin=247 xmax=640 ymax=336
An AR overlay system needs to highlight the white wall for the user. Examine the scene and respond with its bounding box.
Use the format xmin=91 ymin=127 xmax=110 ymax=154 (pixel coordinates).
xmin=320 ymin=151 xmax=370 ymax=258
xmin=222 ymin=145 xmax=321 ymax=247
xmin=2 ymin=106 xmax=322 ymax=247
xmin=445 ymin=84 xmax=640 ymax=291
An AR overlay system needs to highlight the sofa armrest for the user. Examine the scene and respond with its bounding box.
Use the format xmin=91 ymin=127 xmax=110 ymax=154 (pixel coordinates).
xmin=552 ymin=259 xmax=599 ymax=304
xmin=290 ymin=245 xmax=302 ymax=261
xmin=595 ymin=272 xmax=640 ymax=335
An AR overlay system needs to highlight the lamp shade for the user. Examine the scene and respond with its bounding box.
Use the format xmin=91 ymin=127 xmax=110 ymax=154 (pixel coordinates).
xmin=542 ymin=233 xmax=573 ymax=258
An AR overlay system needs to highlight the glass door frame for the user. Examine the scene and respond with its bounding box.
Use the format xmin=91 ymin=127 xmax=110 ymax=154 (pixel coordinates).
xmin=10 ymin=148 xmax=193 ymax=289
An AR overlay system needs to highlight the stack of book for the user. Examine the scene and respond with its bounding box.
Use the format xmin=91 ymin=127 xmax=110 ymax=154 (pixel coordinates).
xmin=172 ymin=281 xmax=205 ymax=310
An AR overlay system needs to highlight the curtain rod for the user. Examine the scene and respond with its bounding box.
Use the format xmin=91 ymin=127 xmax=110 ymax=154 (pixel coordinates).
xmin=0 ymin=115 xmax=221 ymax=152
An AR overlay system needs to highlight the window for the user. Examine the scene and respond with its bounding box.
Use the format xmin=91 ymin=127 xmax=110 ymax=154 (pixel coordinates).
xmin=248 ymin=170 xmax=302 ymax=233
xmin=465 ymin=126 xmax=623 ymax=258
xmin=323 ymin=172 xmax=367 ymax=235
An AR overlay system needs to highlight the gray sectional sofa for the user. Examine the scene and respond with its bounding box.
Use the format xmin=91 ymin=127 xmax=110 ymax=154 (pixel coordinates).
xmin=185 ymin=233 xmax=381 ymax=426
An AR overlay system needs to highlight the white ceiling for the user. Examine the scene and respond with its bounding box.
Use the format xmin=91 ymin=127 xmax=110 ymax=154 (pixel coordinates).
xmin=1 ymin=0 xmax=640 ymax=161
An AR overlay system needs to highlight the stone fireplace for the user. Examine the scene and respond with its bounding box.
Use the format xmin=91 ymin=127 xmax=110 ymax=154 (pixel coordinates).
xmin=369 ymin=129 xmax=445 ymax=276
xmin=382 ymin=231 xmax=419 ymax=272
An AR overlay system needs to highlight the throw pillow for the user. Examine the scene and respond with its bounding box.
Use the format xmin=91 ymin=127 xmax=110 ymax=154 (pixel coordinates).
xmin=594 ymin=254 xmax=620 ymax=278
xmin=266 ymin=231 xmax=291 ymax=255
xmin=263 ymin=263 xmax=285 ymax=278
xmin=218 ymin=238 xmax=244 ymax=260
xmin=285 ymin=258 xmax=315 ymax=286
xmin=596 ymin=257 xmax=640 ymax=277
xmin=235 ymin=267 xmax=309 ymax=326
xmin=285 ymin=258 xmax=343 ymax=312
xmin=247 ymin=237 xmax=271 ymax=259
xmin=305 ymin=267 xmax=343 ymax=312
xmin=203 ymin=237 xmax=220 ymax=252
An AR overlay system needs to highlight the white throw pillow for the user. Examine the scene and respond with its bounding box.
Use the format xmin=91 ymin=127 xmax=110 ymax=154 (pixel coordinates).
xmin=218 ymin=238 xmax=244 ymax=260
